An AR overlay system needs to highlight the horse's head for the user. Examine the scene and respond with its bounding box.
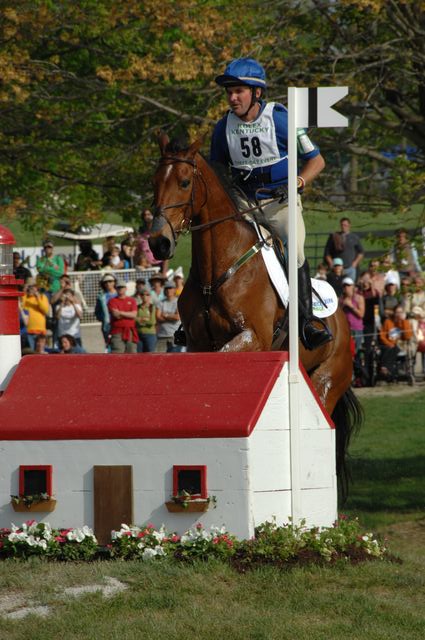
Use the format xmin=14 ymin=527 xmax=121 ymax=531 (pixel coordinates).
xmin=149 ymin=132 xmax=204 ymax=260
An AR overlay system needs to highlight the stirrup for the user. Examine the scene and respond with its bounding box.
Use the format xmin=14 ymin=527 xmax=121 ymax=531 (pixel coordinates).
xmin=300 ymin=317 xmax=333 ymax=351
xmin=174 ymin=325 xmax=187 ymax=346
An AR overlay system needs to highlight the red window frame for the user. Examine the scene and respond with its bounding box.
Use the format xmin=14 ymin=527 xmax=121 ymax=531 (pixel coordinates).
xmin=19 ymin=465 xmax=53 ymax=496
xmin=172 ymin=465 xmax=207 ymax=499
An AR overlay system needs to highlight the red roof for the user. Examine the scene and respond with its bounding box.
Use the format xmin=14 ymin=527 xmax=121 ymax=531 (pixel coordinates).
xmin=0 ymin=352 xmax=288 ymax=440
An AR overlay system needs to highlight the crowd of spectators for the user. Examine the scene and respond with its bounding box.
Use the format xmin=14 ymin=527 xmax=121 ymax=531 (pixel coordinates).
xmin=14 ymin=215 xmax=184 ymax=355
xmin=14 ymin=214 xmax=424 ymax=374
xmin=317 ymin=226 xmax=425 ymax=385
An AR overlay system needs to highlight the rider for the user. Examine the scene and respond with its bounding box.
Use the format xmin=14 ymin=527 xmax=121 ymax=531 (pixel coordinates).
xmin=210 ymin=57 xmax=331 ymax=350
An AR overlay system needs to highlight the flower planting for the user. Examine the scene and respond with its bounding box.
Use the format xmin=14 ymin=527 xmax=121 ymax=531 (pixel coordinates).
xmin=0 ymin=521 xmax=98 ymax=560
xmin=0 ymin=516 xmax=389 ymax=567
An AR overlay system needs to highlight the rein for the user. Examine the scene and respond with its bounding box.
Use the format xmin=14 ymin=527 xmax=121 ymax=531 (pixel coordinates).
xmin=154 ymin=153 xmax=284 ymax=349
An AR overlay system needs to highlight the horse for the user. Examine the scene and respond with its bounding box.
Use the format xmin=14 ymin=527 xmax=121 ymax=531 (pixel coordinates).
xmin=149 ymin=132 xmax=362 ymax=498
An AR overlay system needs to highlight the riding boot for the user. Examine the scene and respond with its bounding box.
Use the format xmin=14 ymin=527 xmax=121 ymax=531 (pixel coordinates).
xmin=298 ymin=261 xmax=333 ymax=350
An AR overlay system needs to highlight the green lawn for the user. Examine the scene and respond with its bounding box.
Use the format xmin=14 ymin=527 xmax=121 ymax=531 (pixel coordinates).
xmin=0 ymin=391 xmax=424 ymax=639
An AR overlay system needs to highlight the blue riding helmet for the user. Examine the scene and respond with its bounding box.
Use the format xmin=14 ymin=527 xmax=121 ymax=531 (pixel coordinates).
xmin=215 ymin=58 xmax=267 ymax=89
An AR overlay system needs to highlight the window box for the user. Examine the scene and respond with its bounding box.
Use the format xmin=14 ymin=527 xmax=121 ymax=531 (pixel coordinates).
xmin=11 ymin=497 xmax=57 ymax=512
xmin=165 ymin=498 xmax=212 ymax=513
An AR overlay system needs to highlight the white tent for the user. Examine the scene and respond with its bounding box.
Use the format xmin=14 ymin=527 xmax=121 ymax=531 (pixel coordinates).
xmin=48 ymin=223 xmax=134 ymax=241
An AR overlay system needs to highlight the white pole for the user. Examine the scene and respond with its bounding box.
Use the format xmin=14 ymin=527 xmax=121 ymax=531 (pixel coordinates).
xmin=287 ymin=87 xmax=302 ymax=523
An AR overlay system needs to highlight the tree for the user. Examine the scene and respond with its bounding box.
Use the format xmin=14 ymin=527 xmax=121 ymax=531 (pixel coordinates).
xmin=0 ymin=0 xmax=424 ymax=233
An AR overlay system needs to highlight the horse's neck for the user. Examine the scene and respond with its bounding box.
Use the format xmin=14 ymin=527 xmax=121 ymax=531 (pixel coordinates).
xmin=192 ymin=156 xmax=255 ymax=282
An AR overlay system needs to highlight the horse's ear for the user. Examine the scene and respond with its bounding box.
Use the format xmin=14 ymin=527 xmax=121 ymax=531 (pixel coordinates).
xmin=158 ymin=130 xmax=170 ymax=156
xmin=187 ymin=136 xmax=205 ymax=159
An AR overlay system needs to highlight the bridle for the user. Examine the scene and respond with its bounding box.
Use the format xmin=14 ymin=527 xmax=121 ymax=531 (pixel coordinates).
xmin=153 ymin=154 xmax=251 ymax=241
xmin=153 ymin=155 xmax=207 ymax=242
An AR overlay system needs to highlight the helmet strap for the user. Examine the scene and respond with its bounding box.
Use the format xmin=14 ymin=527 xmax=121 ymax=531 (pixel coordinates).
xmin=239 ymin=87 xmax=260 ymax=119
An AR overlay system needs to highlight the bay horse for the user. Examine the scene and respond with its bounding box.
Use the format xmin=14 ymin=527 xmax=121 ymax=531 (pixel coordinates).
xmin=149 ymin=133 xmax=362 ymax=497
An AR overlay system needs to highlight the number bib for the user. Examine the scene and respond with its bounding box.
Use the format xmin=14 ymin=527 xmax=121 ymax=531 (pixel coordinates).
xmin=225 ymin=102 xmax=283 ymax=170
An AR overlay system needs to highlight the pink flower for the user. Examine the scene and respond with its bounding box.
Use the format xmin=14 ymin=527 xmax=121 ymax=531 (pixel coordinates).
xmin=137 ymin=532 xmax=146 ymax=538
xmin=196 ymin=523 xmax=203 ymax=530
xmin=55 ymin=536 xmax=66 ymax=543
xmin=25 ymin=520 xmax=36 ymax=526
xmin=171 ymin=535 xmax=180 ymax=543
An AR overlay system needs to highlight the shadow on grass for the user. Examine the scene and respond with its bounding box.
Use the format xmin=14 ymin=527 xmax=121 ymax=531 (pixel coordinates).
xmin=345 ymin=455 xmax=425 ymax=512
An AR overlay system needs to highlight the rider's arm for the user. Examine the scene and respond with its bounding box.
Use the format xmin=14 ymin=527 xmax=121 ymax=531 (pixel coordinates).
xmin=299 ymin=153 xmax=325 ymax=186
xmin=210 ymin=117 xmax=230 ymax=165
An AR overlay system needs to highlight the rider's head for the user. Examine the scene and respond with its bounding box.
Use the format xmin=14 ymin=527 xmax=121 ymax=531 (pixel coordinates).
xmin=215 ymin=58 xmax=266 ymax=118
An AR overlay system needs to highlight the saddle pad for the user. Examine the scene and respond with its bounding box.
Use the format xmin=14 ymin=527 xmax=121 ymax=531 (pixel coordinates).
xmin=260 ymin=244 xmax=338 ymax=319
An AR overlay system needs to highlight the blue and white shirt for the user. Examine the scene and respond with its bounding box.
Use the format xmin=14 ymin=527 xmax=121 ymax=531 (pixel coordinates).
xmin=210 ymin=100 xmax=320 ymax=199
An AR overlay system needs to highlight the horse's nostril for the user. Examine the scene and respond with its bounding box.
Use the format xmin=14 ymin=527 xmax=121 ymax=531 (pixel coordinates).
xmin=149 ymin=235 xmax=173 ymax=260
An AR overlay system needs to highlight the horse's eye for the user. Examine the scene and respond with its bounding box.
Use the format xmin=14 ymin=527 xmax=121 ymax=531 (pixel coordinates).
xmin=180 ymin=179 xmax=191 ymax=189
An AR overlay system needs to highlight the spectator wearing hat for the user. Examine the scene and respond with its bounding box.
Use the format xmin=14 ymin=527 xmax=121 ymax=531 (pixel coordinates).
xmin=95 ymin=274 xmax=117 ymax=349
xmin=149 ymin=273 xmax=166 ymax=306
xmin=172 ymin=267 xmax=185 ymax=297
xmin=156 ymin=281 xmax=182 ymax=352
xmin=324 ymin=217 xmax=364 ymax=281
xmin=381 ymin=279 xmax=400 ymax=321
xmin=36 ymin=240 xmax=65 ymax=295
xmin=340 ymin=276 xmax=365 ymax=359
xmin=133 ymin=278 xmax=148 ymax=306
xmin=135 ymin=289 xmax=157 ymax=353
xmin=108 ymin=280 xmax=138 ymax=353
xmin=326 ymin=257 xmax=345 ymax=297
xmin=21 ymin=279 xmax=50 ymax=351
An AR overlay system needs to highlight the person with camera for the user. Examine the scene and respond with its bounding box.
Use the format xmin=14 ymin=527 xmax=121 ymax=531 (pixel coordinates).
xmin=36 ymin=240 xmax=65 ymax=296
xmin=21 ymin=279 xmax=50 ymax=351
xmin=55 ymin=288 xmax=83 ymax=347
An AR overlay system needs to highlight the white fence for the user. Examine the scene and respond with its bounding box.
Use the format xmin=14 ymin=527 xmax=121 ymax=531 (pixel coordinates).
xmin=67 ymin=268 xmax=160 ymax=325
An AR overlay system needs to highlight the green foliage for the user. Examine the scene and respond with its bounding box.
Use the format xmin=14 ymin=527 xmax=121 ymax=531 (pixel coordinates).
xmin=1 ymin=0 xmax=424 ymax=233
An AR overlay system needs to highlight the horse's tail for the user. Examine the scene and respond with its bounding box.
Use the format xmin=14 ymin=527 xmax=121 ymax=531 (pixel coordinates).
xmin=331 ymin=387 xmax=364 ymax=504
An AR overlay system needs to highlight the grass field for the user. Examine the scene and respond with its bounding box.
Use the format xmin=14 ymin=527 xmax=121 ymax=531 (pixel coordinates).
xmin=1 ymin=390 xmax=424 ymax=640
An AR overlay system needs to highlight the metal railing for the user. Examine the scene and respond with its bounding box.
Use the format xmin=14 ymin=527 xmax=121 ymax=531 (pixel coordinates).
xmin=66 ymin=267 xmax=160 ymax=325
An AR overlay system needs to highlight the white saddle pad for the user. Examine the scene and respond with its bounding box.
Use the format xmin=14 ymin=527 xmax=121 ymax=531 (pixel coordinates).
xmin=260 ymin=243 xmax=338 ymax=319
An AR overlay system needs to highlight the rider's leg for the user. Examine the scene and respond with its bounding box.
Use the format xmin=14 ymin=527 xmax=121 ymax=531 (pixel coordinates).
xmin=263 ymin=195 xmax=333 ymax=350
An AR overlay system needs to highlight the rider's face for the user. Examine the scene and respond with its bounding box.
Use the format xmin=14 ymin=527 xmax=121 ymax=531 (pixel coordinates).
xmin=226 ymin=85 xmax=259 ymax=120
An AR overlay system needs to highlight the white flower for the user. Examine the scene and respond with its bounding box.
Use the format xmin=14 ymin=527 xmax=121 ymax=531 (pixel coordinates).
xmin=155 ymin=545 xmax=166 ymax=557
xmin=38 ymin=539 xmax=47 ymax=550
xmin=74 ymin=529 xmax=85 ymax=543
xmin=142 ymin=548 xmax=156 ymax=561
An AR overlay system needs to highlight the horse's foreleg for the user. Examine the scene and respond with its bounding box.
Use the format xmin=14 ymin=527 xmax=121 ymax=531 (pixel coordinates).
xmin=220 ymin=329 xmax=262 ymax=352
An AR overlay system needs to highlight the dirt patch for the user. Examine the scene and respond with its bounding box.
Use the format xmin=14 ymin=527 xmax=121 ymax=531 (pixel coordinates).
xmin=353 ymin=379 xmax=425 ymax=398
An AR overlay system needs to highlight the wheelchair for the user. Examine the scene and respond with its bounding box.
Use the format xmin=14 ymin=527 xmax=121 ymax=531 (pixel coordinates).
xmin=373 ymin=339 xmax=416 ymax=386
